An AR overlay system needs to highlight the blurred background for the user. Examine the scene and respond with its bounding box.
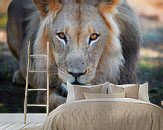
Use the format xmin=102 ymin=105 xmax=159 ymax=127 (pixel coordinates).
xmin=0 ymin=0 xmax=163 ymax=113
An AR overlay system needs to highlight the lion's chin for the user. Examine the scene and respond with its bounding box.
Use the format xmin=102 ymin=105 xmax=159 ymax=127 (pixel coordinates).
xmin=71 ymin=81 xmax=86 ymax=85
xmin=61 ymin=78 xmax=91 ymax=86
xmin=61 ymin=79 xmax=89 ymax=85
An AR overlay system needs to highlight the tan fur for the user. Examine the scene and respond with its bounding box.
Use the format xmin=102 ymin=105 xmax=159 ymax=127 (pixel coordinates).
xmin=33 ymin=0 xmax=61 ymax=17
xmin=99 ymin=0 xmax=119 ymax=13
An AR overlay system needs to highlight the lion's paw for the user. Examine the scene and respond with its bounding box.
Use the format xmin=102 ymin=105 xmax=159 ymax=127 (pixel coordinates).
xmin=13 ymin=70 xmax=25 ymax=85
xmin=49 ymin=93 xmax=66 ymax=111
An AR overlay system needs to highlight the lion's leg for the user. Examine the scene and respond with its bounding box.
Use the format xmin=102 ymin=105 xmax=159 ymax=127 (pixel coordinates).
xmin=7 ymin=0 xmax=29 ymax=85
xmin=49 ymin=93 xmax=66 ymax=111
xmin=12 ymin=70 xmax=25 ymax=85
xmin=36 ymin=90 xmax=66 ymax=112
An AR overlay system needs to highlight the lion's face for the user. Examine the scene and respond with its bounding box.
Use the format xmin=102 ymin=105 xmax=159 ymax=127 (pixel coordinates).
xmin=49 ymin=3 xmax=109 ymax=84
xmin=33 ymin=0 xmax=124 ymax=85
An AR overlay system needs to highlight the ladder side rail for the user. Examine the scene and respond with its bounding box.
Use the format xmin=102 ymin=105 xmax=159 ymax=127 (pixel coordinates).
xmin=24 ymin=41 xmax=31 ymax=124
xmin=46 ymin=42 xmax=50 ymax=115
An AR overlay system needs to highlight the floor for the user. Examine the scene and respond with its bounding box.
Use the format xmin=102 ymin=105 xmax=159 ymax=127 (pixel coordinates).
xmin=0 ymin=122 xmax=43 ymax=130
xmin=0 ymin=114 xmax=46 ymax=130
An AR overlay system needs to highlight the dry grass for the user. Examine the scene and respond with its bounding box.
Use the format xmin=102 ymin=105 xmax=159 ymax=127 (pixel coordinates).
xmin=127 ymin=0 xmax=163 ymax=21
xmin=0 ymin=0 xmax=11 ymax=13
xmin=0 ymin=31 xmax=6 ymax=43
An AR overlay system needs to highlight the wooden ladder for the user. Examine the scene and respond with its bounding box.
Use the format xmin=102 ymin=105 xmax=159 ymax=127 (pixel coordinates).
xmin=24 ymin=41 xmax=50 ymax=124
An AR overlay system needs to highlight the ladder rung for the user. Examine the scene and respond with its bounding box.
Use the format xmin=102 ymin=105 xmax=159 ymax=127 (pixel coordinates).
xmin=27 ymin=104 xmax=47 ymax=107
xmin=28 ymin=89 xmax=47 ymax=91
xmin=29 ymin=70 xmax=47 ymax=73
xmin=30 ymin=54 xmax=47 ymax=57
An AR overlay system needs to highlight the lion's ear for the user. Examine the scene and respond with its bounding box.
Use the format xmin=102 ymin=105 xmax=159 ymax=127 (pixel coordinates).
xmin=98 ymin=0 xmax=124 ymax=13
xmin=33 ymin=0 xmax=61 ymax=17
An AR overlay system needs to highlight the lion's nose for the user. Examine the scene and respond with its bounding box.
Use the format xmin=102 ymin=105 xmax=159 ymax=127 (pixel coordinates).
xmin=67 ymin=70 xmax=87 ymax=78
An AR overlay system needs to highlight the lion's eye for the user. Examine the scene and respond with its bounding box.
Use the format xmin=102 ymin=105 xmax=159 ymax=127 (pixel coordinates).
xmin=89 ymin=33 xmax=100 ymax=45
xmin=56 ymin=32 xmax=67 ymax=43
xmin=90 ymin=33 xmax=99 ymax=41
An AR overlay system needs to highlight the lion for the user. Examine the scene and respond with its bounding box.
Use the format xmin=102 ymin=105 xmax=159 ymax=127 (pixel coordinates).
xmin=7 ymin=0 xmax=141 ymax=110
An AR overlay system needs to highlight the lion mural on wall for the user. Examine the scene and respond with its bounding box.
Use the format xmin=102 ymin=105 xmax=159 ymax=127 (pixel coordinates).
xmin=7 ymin=0 xmax=141 ymax=110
